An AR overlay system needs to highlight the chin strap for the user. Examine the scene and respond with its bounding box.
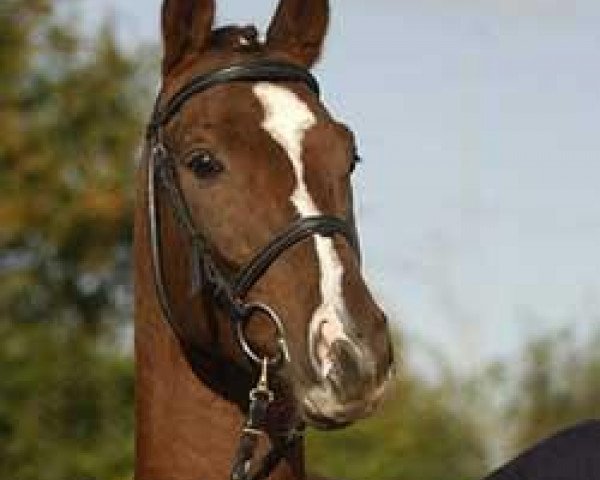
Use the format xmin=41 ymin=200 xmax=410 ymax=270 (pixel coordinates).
xmin=231 ymin=359 xmax=305 ymax=480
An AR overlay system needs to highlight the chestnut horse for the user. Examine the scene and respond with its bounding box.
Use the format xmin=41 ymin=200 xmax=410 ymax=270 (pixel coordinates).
xmin=134 ymin=0 xmax=394 ymax=479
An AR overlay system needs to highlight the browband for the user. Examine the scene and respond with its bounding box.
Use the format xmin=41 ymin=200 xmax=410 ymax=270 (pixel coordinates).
xmin=148 ymin=60 xmax=321 ymax=138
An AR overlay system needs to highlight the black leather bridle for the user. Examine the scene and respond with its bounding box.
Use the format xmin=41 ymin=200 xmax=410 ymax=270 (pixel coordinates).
xmin=145 ymin=60 xmax=360 ymax=480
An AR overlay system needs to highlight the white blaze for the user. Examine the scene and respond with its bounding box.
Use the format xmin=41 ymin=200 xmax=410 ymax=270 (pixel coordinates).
xmin=253 ymin=83 xmax=349 ymax=377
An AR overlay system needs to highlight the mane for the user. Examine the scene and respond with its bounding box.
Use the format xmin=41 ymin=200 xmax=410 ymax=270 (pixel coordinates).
xmin=210 ymin=25 xmax=262 ymax=52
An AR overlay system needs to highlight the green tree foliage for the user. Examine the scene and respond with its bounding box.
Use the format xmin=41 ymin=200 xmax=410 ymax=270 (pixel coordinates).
xmin=0 ymin=1 xmax=144 ymax=478
xmin=0 ymin=0 xmax=146 ymax=328
xmin=509 ymin=327 xmax=600 ymax=453
xmin=0 ymin=321 xmax=134 ymax=480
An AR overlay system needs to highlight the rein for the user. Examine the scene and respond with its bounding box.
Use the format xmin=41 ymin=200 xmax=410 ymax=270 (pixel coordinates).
xmin=145 ymin=60 xmax=360 ymax=480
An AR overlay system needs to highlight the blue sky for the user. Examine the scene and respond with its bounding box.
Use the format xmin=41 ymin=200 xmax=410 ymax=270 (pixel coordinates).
xmin=83 ymin=0 xmax=600 ymax=373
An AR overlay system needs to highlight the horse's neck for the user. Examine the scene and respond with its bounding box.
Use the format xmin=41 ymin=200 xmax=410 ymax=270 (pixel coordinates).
xmin=134 ymin=280 xmax=307 ymax=480
xmin=135 ymin=307 xmax=230 ymax=478
xmin=133 ymin=168 xmax=305 ymax=480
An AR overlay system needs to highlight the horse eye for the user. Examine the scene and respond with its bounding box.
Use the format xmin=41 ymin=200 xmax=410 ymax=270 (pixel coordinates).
xmin=185 ymin=149 xmax=223 ymax=178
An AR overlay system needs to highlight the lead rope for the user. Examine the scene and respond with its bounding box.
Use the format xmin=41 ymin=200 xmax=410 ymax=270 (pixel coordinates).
xmin=231 ymin=359 xmax=304 ymax=480
xmin=231 ymin=358 xmax=273 ymax=480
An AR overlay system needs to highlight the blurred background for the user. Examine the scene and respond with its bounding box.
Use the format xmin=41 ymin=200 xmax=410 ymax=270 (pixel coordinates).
xmin=1 ymin=1 xmax=599 ymax=479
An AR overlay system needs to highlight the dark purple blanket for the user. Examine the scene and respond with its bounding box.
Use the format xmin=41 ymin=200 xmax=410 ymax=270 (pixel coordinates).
xmin=485 ymin=420 xmax=600 ymax=480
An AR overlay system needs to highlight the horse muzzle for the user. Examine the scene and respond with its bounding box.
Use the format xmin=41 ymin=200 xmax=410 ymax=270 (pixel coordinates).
xmin=301 ymin=334 xmax=393 ymax=429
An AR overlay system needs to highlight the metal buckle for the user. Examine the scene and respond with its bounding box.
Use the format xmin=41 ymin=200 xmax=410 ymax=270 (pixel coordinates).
xmin=249 ymin=357 xmax=275 ymax=404
xmin=235 ymin=302 xmax=290 ymax=367
xmin=151 ymin=143 xmax=168 ymax=169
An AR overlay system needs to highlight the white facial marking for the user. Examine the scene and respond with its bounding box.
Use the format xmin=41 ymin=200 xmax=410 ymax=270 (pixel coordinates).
xmin=253 ymin=83 xmax=350 ymax=378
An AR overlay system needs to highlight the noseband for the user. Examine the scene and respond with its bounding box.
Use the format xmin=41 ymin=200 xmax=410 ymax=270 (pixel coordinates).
xmin=145 ymin=60 xmax=360 ymax=480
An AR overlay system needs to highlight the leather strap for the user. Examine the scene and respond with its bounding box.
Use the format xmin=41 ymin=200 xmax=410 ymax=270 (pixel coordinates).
xmin=233 ymin=215 xmax=358 ymax=298
xmin=148 ymin=60 xmax=321 ymax=138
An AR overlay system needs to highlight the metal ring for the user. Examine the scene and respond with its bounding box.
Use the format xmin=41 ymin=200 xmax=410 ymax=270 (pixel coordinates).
xmin=235 ymin=302 xmax=290 ymax=367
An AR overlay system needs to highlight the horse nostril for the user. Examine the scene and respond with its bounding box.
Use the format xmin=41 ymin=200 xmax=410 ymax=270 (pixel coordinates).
xmin=311 ymin=319 xmax=346 ymax=377
xmin=325 ymin=339 xmax=368 ymax=402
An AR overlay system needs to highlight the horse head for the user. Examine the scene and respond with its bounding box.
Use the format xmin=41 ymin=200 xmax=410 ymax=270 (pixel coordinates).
xmin=145 ymin=0 xmax=394 ymax=432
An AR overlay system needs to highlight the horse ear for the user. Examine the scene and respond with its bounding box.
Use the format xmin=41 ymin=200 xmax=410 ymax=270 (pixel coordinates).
xmin=265 ymin=0 xmax=329 ymax=67
xmin=161 ymin=0 xmax=215 ymax=75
